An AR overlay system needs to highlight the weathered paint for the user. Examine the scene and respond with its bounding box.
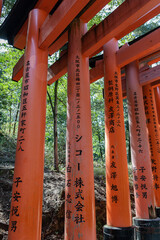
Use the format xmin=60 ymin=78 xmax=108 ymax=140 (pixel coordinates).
xmin=39 ymin=0 xmax=90 ymax=49
xmin=82 ymin=0 xmax=159 ymax=56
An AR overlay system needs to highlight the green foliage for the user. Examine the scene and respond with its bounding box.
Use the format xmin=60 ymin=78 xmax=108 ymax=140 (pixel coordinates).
xmin=94 ymin=167 xmax=106 ymax=179
xmin=0 ymin=0 xmax=16 ymax=24
xmin=88 ymin=0 xmax=125 ymax=30
xmin=45 ymin=75 xmax=67 ymax=168
xmin=0 ymin=43 xmax=23 ymax=135
xmin=123 ymin=98 xmax=131 ymax=163
xmin=90 ymin=79 xmax=105 ymax=163
xmin=0 ymin=130 xmax=16 ymax=157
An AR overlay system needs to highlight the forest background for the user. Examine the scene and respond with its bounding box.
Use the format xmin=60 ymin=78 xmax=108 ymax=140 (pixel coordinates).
xmin=0 ymin=0 xmax=160 ymax=172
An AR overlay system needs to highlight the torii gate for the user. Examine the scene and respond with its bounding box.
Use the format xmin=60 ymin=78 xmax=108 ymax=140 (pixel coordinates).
xmin=0 ymin=0 xmax=160 ymax=239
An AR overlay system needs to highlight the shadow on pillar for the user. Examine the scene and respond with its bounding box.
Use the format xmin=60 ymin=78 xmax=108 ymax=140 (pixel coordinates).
xmin=133 ymin=218 xmax=160 ymax=240
xmin=156 ymin=208 xmax=160 ymax=217
xmin=103 ymin=225 xmax=134 ymax=240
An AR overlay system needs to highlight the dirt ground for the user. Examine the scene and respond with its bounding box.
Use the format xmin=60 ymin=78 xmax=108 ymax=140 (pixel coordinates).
xmin=0 ymin=163 xmax=107 ymax=240
xmin=0 ymin=156 xmax=134 ymax=240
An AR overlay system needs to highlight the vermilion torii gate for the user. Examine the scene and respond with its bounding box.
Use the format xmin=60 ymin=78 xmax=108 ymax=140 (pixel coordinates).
xmin=0 ymin=0 xmax=160 ymax=239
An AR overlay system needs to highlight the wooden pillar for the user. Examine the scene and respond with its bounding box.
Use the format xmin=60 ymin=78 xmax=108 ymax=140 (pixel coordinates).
xmin=0 ymin=0 xmax=3 ymax=17
xmin=8 ymin=9 xmax=48 ymax=240
xmin=143 ymin=84 xmax=160 ymax=213
xmin=65 ymin=18 xmax=96 ymax=240
xmin=103 ymin=39 xmax=133 ymax=240
xmin=125 ymin=61 xmax=156 ymax=219
xmin=154 ymin=87 xmax=160 ymax=125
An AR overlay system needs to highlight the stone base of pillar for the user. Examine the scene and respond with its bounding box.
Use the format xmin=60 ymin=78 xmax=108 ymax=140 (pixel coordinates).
xmin=103 ymin=225 xmax=134 ymax=240
xmin=156 ymin=208 xmax=160 ymax=217
xmin=133 ymin=217 xmax=160 ymax=240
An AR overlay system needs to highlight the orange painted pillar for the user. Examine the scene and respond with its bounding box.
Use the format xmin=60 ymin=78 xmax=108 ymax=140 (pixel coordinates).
xmin=143 ymin=84 xmax=160 ymax=216
xmin=125 ymin=61 xmax=160 ymax=239
xmin=103 ymin=39 xmax=133 ymax=240
xmin=154 ymin=87 xmax=160 ymax=125
xmin=65 ymin=18 xmax=96 ymax=240
xmin=126 ymin=61 xmax=156 ymax=219
xmin=8 ymin=9 xmax=48 ymax=240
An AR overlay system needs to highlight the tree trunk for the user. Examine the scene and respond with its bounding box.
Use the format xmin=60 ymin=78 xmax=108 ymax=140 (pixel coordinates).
xmin=126 ymin=120 xmax=131 ymax=163
xmin=13 ymin=101 xmax=20 ymax=136
xmin=9 ymin=104 xmax=12 ymax=135
xmin=97 ymin=124 xmax=103 ymax=162
xmin=47 ymin=85 xmax=59 ymax=172
xmin=128 ymin=133 xmax=131 ymax=163
xmin=54 ymin=80 xmax=59 ymax=172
